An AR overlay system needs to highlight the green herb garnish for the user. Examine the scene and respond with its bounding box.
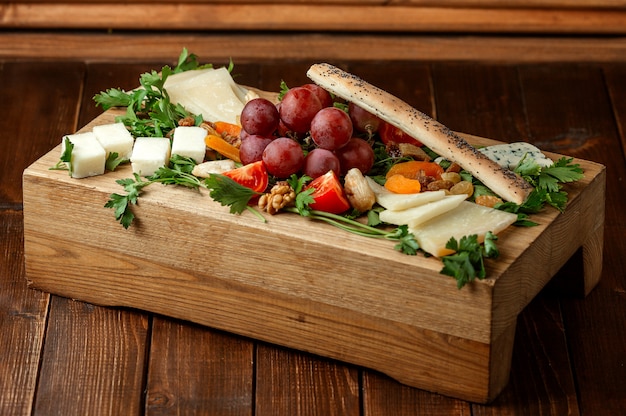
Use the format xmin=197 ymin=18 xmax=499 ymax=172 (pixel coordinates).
xmin=50 ymin=136 xmax=74 ymax=173
xmin=440 ymin=232 xmax=499 ymax=289
xmin=495 ymin=156 xmax=584 ymax=222
xmin=104 ymin=156 xmax=203 ymax=228
xmin=204 ymin=174 xmax=260 ymax=215
xmin=93 ymin=48 xmax=214 ymax=138
xmin=283 ymin=175 xmax=420 ymax=255
xmin=105 ymin=152 xmax=127 ymax=172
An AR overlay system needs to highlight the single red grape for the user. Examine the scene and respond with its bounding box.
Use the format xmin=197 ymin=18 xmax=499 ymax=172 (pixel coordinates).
xmin=262 ymin=137 xmax=305 ymax=178
xmin=239 ymin=134 xmax=274 ymax=165
xmin=302 ymin=83 xmax=333 ymax=108
xmin=302 ymin=148 xmax=341 ymax=179
xmin=334 ymin=137 xmax=375 ymax=175
xmin=279 ymin=87 xmax=322 ymax=134
xmin=241 ymin=98 xmax=280 ymax=136
xmin=310 ymin=107 xmax=353 ymax=151
xmin=348 ymin=102 xmax=381 ymax=137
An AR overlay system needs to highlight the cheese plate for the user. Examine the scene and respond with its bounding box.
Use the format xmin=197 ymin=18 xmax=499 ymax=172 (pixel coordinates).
xmin=22 ymin=108 xmax=605 ymax=403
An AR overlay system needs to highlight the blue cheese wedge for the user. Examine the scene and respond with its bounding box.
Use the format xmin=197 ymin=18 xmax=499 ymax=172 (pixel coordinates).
xmin=62 ymin=132 xmax=106 ymax=178
xmin=410 ymin=201 xmax=518 ymax=257
xmin=171 ymin=126 xmax=207 ymax=164
xmin=478 ymin=142 xmax=552 ymax=170
xmin=130 ymin=137 xmax=171 ymax=177
xmin=92 ymin=122 xmax=134 ymax=160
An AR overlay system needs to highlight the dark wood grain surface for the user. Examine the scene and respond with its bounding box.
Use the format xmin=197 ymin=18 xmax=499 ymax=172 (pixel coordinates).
xmin=1 ymin=58 xmax=624 ymax=415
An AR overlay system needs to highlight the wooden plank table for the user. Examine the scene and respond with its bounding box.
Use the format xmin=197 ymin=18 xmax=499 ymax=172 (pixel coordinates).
xmin=1 ymin=57 xmax=625 ymax=414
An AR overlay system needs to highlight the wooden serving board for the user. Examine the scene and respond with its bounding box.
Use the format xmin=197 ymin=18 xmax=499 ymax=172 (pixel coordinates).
xmin=22 ymin=109 xmax=606 ymax=403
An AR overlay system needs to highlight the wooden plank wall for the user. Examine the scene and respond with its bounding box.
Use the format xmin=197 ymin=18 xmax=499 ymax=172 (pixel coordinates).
xmin=1 ymin=1 xmax=626 ymax=64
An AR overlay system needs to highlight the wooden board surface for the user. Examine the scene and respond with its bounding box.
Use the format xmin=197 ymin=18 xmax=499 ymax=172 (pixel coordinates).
xmin=21 ymin=102 xmax=605 ymax=402
xmin=4 ymin=59 xmax=625 ymax=415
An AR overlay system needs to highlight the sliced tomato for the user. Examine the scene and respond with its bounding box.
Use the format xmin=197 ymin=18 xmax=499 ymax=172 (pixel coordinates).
xmin=379 ymin=121 xmax=423 ymax=147
xmin=304 ymin=170 xmax=351 ymax=214
xmin=223 ymin=160 xmax=269 ymax=193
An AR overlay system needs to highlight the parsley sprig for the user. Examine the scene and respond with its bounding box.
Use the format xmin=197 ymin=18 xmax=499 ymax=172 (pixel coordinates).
xmin=93 ymin=48 xmax=212 ymax=138
xmin=440 ymin=232 xmax=499 ymax=289
xmin=281 ymin=175 xmax=420 ymax=255
xmin=50 ymin=137 xmax=74 ymax=173
xmin=204 ymin=174 xmax=266 ymax=222
xmin=495 ymin=156 xmax=584 ymax=222
xmin=104 ymin=155 xmax=203 ymax=228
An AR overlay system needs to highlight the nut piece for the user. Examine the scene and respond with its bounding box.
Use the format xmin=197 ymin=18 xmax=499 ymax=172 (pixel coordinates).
xmin=397 ymin=143 xmax=431 ymax=161
xmin=343 ymin=168 xmax=376 ymax=212
xmin=192 ymin=160 xmax=237 ymax=178
xmin=258 ymin=181 xmax=296 ymax=215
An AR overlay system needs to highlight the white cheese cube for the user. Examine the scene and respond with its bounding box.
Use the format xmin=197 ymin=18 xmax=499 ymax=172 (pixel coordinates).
xmin=92 ymin=122 xmax=134 ymax=160
xmin=61 ymin=132 xmax=106 ymax=178
xmin=130 ymin=137 xmax=171 ymax=177
xmin=171 ymin=126 xmax=207 ymax=163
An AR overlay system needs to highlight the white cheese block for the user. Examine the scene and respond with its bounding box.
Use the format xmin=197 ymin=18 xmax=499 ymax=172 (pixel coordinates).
xmin=379 ymin=194 xmax=468 ymax=228
xmin=164 ymin=67 xmax=249 ymax=124
xmin=478 ymin=142 xmax=553 ymax=170
xmin=92 ymin=122 xmax=134 ymax=160
xmin=410 ymin=201 xmax=518 ymax=257
xmin=61 ymin=132 xmax=106 ymax=178
xmin=171 ymin=126 xmax=207 ymax=164
xmin=365 ymin=176 xmax=446 ymax=211
xmin=130 ymin=137 xmax=171 ymax=177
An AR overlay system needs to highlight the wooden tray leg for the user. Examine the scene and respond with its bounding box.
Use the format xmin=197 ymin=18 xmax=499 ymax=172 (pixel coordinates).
xmin=547 ymin=224 xmax=604 ymax=298
xmin=487 ymin=320 xmax=517 ymax=402
xmin=581 ymin=224 xmax=604 ymax=296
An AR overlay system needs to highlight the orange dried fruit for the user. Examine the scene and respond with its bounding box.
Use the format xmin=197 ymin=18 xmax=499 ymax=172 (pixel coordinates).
xmin=386 ymin=160 xmax=444 ymax=180
xmin=384 ymin=174 xmax=422 ymax=194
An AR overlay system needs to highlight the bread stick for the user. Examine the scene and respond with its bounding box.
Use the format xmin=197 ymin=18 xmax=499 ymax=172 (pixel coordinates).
xmin=306 ymin=63 xmax=533 ymax=205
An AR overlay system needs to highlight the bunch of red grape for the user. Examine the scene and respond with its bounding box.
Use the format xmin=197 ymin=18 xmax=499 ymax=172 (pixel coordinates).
xmin=239 ymin=84 xmax=381 ymax=179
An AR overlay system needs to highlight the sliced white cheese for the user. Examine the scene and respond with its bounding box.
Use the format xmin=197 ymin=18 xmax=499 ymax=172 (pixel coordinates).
xmin=92 ymin=122 xmax=134 ymax=160
xmin=164 ymin=67 xmax=249 ymax=124
xmin=171 ymin=126 xmax=207 ymax=164
xmin=130 ymin=137 xmax=171 ymax=177
xmin=410 ymin=201 xmax=518 ymax=257
xmin=379 ymin=194 xmax=468 ymax=228
xmin=62 ymin=132 xmax=106 ymax=178
xmin=163 ymin=68 xmax=215 ymax=89
xmin=365 ymin=176 xmax=446 ymax=211
xmin=478 ymin=142 xmax=553 ymax=170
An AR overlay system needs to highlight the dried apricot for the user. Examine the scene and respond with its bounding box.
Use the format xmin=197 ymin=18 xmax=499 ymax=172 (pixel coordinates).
xmin=386 ymin=161 xmax=444 ymax=180
xmin=384 ymin=174 xmax=422 ymax=194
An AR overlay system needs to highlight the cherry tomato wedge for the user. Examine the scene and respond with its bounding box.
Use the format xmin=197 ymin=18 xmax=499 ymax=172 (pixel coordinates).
xmin=304 ymin=170 xmax=351 ymax=214
xmin=223 ymin=160 xmax=269 ymax=193
xmin=386 ymin=160 xmax=444 ymax=180
xmin=379 ymin=121 xmax=423 ymax=147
